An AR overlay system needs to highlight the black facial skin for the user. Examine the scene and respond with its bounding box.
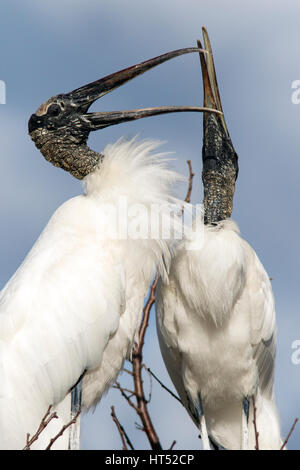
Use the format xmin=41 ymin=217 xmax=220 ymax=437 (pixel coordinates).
xmin=28 ymin=95 xmax=93 ymax=148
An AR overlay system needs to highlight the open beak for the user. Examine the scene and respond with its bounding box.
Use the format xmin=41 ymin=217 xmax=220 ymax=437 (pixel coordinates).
xmin=67 ymin=47 xmax=223 ymax=129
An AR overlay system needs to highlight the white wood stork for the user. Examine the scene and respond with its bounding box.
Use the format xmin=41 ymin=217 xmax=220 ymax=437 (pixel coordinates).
xmin=156 ymin=29 xmax=283 ymax=450
xmin=0 ymin=46 xmax=221 ymax=450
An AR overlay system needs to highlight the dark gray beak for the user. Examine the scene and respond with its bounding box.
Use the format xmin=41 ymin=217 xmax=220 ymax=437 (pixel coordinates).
xmin=67 ymin=47 xmax=223 ymax=129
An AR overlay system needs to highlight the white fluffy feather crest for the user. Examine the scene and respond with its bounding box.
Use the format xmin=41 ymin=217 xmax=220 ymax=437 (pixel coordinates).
xmin=84 ymin=136 xmax=184 ymax=202
xmin=83 ymin=136 xmax=188 ymax=280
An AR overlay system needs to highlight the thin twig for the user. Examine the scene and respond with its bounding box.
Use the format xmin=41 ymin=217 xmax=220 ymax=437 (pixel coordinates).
xmin=136 ymin=274 xmax=159 ymax=355
xmin=169 ymin=440 xmax=177 ymax=450
xmin=184 ymin=160 xmax=195 ymax=204
xmin=135 ymin=422 xmax=144 ymax=431
xmin=146 ymin=367 xmax=183 ymax=405
xmin=114 ymin=381 xmax=139 ymax=412
xmin=111 ymin=406 xmax=127 ymax=450
xmin=45 ymin=410 xmax=81 ymax=450
xmin=142 ymin=364 xmax=153 ymax=404
xmin=122 ymin=368 xmax=134 ymax=376
xmin=112 ymin=385 xmax=137 ymax=396
xmin=280 ymin=418 xmax=298 ymax=450
xmin=23 ymin=405 xmax=58 ymax=450
xmin=110 ymin=406 xmax=135 ymax=450
xmin=252 ymin=396 xmax=259 ymax=450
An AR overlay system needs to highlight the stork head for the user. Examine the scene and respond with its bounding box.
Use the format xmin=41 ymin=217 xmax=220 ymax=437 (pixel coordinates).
xmin=198 ymin=28 xmax=239 ymax=224
xmin=29 ymin=47 xmax=222 ymax=180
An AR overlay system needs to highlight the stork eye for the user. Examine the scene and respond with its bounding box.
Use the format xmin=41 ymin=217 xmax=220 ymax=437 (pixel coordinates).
xmin=47 ymin=104 xmax=61 ymax=117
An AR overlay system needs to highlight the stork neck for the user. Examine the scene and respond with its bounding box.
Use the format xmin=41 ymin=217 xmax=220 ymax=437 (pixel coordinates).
xmin=202 ymin=113 xmax=238 ymax=225
xmin=202 ymin=171 xmax=236 ymax=224
xmin=37 ymin=137 xmax=102 ymax=180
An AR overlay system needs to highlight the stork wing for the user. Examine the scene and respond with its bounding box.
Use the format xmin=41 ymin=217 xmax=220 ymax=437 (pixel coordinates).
xmin=246 ymin=245 xmax=277 ymax=399
xmin=0 ymin=196 xmax=125 ymax=449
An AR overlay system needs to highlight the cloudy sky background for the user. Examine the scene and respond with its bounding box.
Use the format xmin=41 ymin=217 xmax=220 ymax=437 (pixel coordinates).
xmin=0 ymin=0 xmax=299 ymax=449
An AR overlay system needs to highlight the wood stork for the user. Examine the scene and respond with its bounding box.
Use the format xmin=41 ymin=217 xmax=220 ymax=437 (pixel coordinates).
xmin=156 ymin=28 xmax=283 ymax=450
xmin=0 ymin=46 xmax=221 ymax=450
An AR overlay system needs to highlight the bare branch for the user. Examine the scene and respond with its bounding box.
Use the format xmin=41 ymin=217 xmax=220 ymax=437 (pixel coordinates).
xmin=146 ymin=367 xmax=183 ymax=405
xmin=121 ymin=368 xmax=134 ymax=376
xmin=112 ymin=385 xmax=137 ymax=396
xmin=142 ymin=364 xmax=153 ymax=403
xmin=169 ymin=440 xmax=177 ymax=450
xmin=136 ymin=274 xmax=159 ymax=356
xmin=184 ymin=160 xmax=195 ymax=203
xmin=252 ymin=396 xmax=259 ymax=450
xmin=135 ymin=422 xmax=145 ymax=432
xmin=114 ymin=381 xmax=139 ymax=412
xmin=110 ymin=406 xmax=135 ymax=450
xmin=131 ymin=274 xmax=163 ymax=451
xmin=23 ymin=405 xmax=58 ymax=450
xmin=45 ymin=410 xmax=81 ymax=450
xmin=111 ymin=406 xmax=127 ymax=450
xmin=280 ymin=418 xmax=298 ymax=450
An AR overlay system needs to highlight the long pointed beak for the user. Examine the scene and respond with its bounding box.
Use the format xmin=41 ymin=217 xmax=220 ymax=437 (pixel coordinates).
xmin=197 ymin=30 xmax=229 ymax=136
xmin=84 ymin=106 xmax=223 ymax=130
xmin=67 ymin=47 xmax=222 ymax=128
xmin=198 ymin=28 xmax=238 ymax=178
xmin=70 ymin=47 xmax=207 ymax=108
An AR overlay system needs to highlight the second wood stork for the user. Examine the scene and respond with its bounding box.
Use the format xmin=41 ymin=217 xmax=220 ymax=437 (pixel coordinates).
xmin=156 ymin=29 xmax=283 ymax=450
xmin=0 ymin=46 xmax=220 ymax=449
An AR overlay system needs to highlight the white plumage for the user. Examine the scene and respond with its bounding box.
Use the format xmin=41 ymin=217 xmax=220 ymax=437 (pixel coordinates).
xmin=0 ymin=138 xmax=182 ymax=449
xmin=156 ymin=219 xmax=282 ymax=449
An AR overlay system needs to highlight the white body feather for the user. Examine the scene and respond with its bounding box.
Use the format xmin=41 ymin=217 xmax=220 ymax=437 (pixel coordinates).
xmin=156 ymin=219 xmax=282 ymax=450
xmin=0 ymin=138 xmax=182 ymax=449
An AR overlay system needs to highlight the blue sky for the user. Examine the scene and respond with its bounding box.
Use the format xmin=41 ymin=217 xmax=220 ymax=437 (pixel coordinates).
xmin=0 ymin=0 xmax=299 ymax=449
